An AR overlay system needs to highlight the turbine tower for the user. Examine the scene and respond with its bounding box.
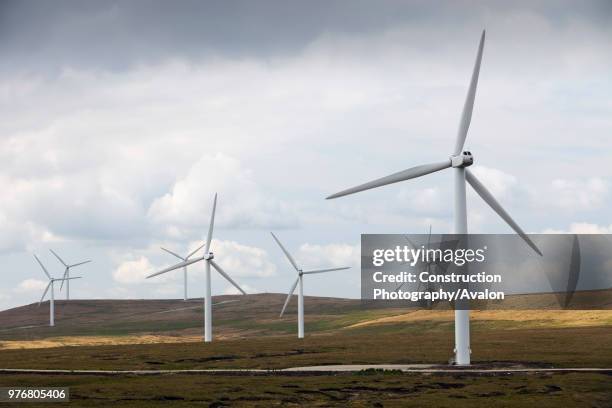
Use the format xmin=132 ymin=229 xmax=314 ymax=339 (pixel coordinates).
xmin=160 ymin=243 xmax=205 ymax=301
xmin=398 ymin=226 xmax=438 ymax=309
xmin=326 ymin=30 xmax=541 ymax=365
xmin=34 ymin=255 xmax=81 ymax=327
xmin=49 ymin=249 xmax=91 ymax=301
xmin=271 ymin=232 xmax=351 ymax=339
xmin=147 ymin=194 xmax=246 ymax=342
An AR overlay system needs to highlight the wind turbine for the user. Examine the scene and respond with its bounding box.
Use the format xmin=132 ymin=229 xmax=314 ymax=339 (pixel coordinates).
xmin=326 ymin=30 xmax=542 ymax=365
xmin=271 ymin=232 xmax=351 ymax=339
xmin=49 ymin=249 xmax=91 ymax=301
xmin=147 ymin=194 xmax=246 ymax=342
xmin=160 ymin=243 xmax=206 ymax=301
xmin=34 ymin=255 xmax=81 ymax=327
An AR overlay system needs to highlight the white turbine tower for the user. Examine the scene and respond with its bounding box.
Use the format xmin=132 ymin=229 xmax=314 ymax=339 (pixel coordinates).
xmin=326 ymin=30 xmax=541 ymax=365
xmin=160 ymin=243 xmax=206 ymax=301
xmin=34 ymin=255 xmax=81 ymax=327
xmin=49 ymin=249 xmax=91 ymax=301
xmin=271 ymin=232 xmax=351 ymax=339
xmin=147 ymin=194 xmax=246 ymax=342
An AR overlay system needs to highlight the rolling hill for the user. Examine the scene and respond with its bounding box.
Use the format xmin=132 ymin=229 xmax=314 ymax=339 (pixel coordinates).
xmin=1 ymin=291 xmax=611 ymax=348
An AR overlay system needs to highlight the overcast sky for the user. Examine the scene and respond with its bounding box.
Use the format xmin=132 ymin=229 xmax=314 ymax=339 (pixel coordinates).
xmin=1 ymin=0 xmax=611 ymax=310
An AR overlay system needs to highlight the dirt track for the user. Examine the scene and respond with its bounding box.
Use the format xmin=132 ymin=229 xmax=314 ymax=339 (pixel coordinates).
xmin=2 ymin=365 xmax=611 ymax=376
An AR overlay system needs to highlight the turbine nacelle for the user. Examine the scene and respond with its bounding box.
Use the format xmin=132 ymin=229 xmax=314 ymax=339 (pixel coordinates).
xmin=451 ymin=151 xmax=474 ymax=168
xmin=204 ymin=252 xmax=214 ymax=261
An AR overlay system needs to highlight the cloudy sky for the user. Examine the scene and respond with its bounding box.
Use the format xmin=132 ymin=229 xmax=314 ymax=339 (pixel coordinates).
xmin=1 ymin=0 xmax=611 ymax=310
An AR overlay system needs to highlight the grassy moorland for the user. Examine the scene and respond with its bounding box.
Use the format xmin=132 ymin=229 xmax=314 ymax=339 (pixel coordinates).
xmin=2 ymin=372 xmax=611 ymax=407
xmin=0 ymin=324 xmax=612 ymax=370
xmin=0 ymin=293 xmax=611 ymax=406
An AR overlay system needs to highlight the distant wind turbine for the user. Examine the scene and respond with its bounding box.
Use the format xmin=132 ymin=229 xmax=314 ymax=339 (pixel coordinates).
xmin=49 ymin=249 xmax=91 ymax=301
xmin=160 ymin=243 xmax=206 ymax=301
xmin=398 ymin=226 xmax=436 ymax=308
xmin=271 ymin=232 xmax=351 ymax=339
xmin=147 ymin=194 xmax=246 ymax=342
xmin=326 ymin=30 xmax=542 ymax=365
xmin=34 ymin=254 xmax=81 ymax=327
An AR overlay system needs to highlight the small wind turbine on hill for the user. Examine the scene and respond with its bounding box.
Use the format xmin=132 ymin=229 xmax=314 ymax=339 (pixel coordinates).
xmin=271 ymin=232 xmax=351 ymax=339
xmin=160 ymin=243 xmax=206 ymax=301
xmin=147 ymin=194 xmax=246 ymax=342
xmin=326 ymin=30 xmax=542 ymax=365
xmin=398 ymin=226 xmax=436 ymax=308
xmin=34 ymin=255 xmax=81 ymax=327
xmin=49 ymin=249 xmax=91 ymax=301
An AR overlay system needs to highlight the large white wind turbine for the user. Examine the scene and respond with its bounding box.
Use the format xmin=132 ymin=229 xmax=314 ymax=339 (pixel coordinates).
xmin=49 ymin=249 xmax=91 ymax=301
xmin=147 ymin=194 xmax=246 ymax=342
xmin=34 ymin=255 xmax=81 ymax=327
xmin=271 ymin=232 xmax=351 ymax=339
xmin=160 ymin=243 xmax=206 ymax=301
xmin=326 ymin=30 xmax=541 ymax=365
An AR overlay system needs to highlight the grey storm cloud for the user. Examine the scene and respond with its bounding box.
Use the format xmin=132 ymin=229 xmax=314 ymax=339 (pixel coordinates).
xmin=1 ymin=0 xmax=611 ymax=74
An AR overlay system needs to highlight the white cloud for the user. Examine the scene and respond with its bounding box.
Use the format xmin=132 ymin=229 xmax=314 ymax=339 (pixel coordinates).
xmin=211 ymin=239 xmax=276 ymax=278
xmin=568 ymin=223 xmax=612 ymax=234
xmin=297 ymin=242 xmax=360 ymax=269
xmin=470 ymin=166 xmax=518 ymax=199
xmin=0 ymin=203 xmax=59 ymax=253
xmin=548 ymin=178 xmax=609 ymax=211
xmin=1 ymin=23 xmax=610 ymax=253
xmin=543 ymin=222 xmax=612 ymax=234
xmin=112 ymin=256 xmax=157 ymax=284
xmin=14 ymin=278 xmax=47 ymax=293
xmin=397 ymin=186 xmax=448 ymax=215
xmin=147 ymin=153 xmax=297 ymax=238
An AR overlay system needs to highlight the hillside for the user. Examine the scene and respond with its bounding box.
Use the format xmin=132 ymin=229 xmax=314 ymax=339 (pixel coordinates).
xmin=0 ymin=294 xmax=403 ymax=344
xmin=1 ymin=291 xmax=611 ymax=349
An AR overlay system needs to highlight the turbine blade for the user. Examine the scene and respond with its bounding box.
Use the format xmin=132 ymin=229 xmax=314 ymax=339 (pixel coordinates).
xmin=465 ymin=169 xmax=542 ymax=256
xmin=209 ymin=260 xmax=246 ymax=295
xmin=58 ymin=276 xmax=82 ymax=281
xmin=302 ymin=267 xmax=351 ymax=274
xmin=161 ymin=247 xmax=185 ymax=261
xmin=404 ymin=235 xmax=418 ymax=250
xmin=280 ymin=277 xmax=299 ymax=317
xmin=564 ymin=235 xmax=581 ymax=308
xmin=454 ymin=30 xmax=486 ymax=155
xmin=270 ymin=232 xmax=300 ymax=271
xmin=69 ymin=260 xmax=91 ymax=268
xmin=39 ymin=281 xmax=52 ymax=306
xmin=59 ymin=267 xmax=68 ymax=291
xmin=326 ymin=161 xmax=451 ymax=199
xmin=204 ymin=193 xmax=217 ymax=255
xmin=49 ymin=249 xmax=68 ymax=267
xmin=186 ymin=242 xmax=206 ymax=259
xmin=147 ymin=256 xmax=205 ymax=279
xmin=34 ymin=254 xmax=51 ymax=280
